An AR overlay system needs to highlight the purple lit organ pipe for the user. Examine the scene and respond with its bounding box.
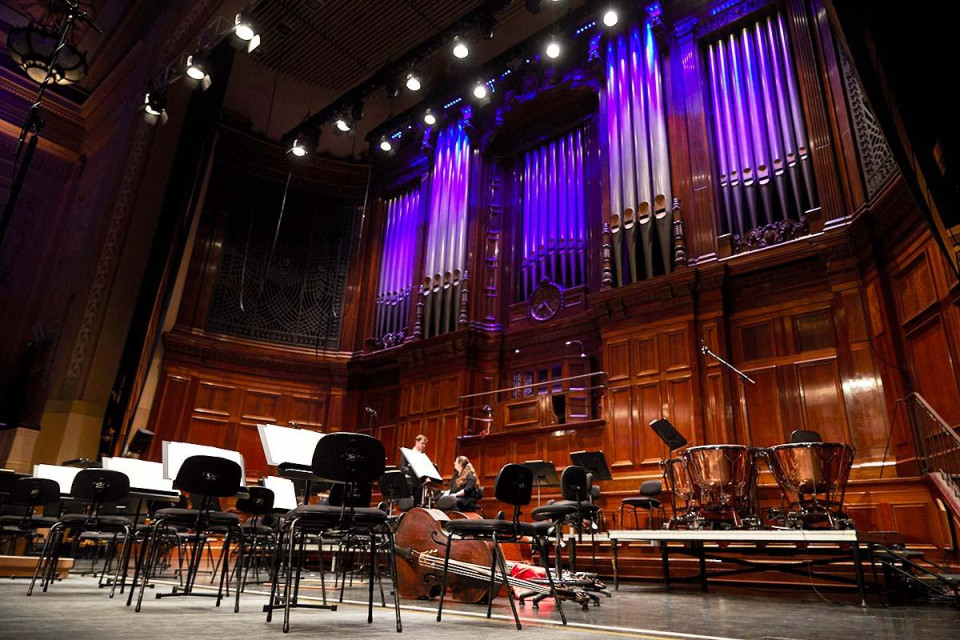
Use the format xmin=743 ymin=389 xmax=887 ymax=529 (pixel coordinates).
xmin=707 ymin=13 xmax=817 ymax=237
xmin=603 ymin=21 xmax=674 ymax=285
xmin=375 ymin=187 xmax=420 ymax=340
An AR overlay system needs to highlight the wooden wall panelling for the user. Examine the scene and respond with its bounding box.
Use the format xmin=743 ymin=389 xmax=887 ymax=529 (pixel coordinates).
xmin=606 ymin=384 xmax=635 ymax=468
xmin=145 ymin=374 xmax=190 ymax=459
xmin=636 ymin=381 xmax=664 ymax=465
xmin=739 ymin=366 xmax=786 ymax=447
xmin=794 ymin=356 xmax=851 ymax=443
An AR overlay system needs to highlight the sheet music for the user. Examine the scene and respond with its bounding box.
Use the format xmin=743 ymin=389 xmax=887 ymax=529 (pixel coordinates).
xmin=33 ymin=464 xmax=82 ymax=495
xmin=257 ymin=424 xmax=324 ymax=467
xmin=400 ymin=447 xmax=442 ymax=482
xmin=102 ymin=457 xmax=176 ymax=493
xmin=162 ymin=441 xmax=245 ymax=482
xmin=263 ymin=476 xmax=298 ymax=511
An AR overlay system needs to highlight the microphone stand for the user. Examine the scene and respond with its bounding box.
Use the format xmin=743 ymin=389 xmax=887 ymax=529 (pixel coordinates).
xmin=1 ymin=2 xmax=102 ymax=251
xmin=699 ymin=340 xmax=762 ymax=526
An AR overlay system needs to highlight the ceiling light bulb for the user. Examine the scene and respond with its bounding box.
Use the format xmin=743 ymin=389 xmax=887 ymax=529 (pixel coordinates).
xmin=291 ymin=145 xmax=306 ymax=157
xmin=423 ymin=111 xmax=437 ymax=126
xmin=603 ymin=9 xmax=619 ymax=27
xmin=335 ymin=118 xmax=351 ymax=132
xmin=453 ymin=37 xmax=469 ymax=59
xmin=473 ymin=83 xmax=488 ymax=99
xmin=380 ymin=139 xmax=393 ymax=152
xmin=546 ymin=40 xmax=561 ymax=59
xmin=405 ymin=73 xmax=421 ymax=92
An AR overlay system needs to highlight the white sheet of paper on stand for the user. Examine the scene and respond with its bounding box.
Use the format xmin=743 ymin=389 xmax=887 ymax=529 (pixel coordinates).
xmin=32 ymin=464 xmax=83 ymax=495
xmin=257 ymin=424 xmax=324 ymax=467
xmin=102 ymin=457 xmax=176 ymax=493
xmin=162 ymin=441 xmax=245 ymax=482
xmin=400 ymin=447 xmax=442 ymax=482
xmin=264 ymin=476 xmax=299 ymax=511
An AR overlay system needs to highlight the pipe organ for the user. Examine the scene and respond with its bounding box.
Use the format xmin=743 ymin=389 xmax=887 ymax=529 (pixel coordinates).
xmin=374 ymin=187 xmax=420 ymax=346
xmin=518 ymin=127 xmax=588 ymax=300
xmin=422 ymin=121 xmax=471 ymax=338
xmin=603 ymin=21 xmax=675 ymax=286
xmin=706 ymin=13 xmax=818 ymax=237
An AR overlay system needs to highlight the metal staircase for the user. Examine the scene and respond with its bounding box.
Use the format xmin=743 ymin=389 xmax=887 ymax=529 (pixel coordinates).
xmin=870 ymin=393 xmax=960 ymax=606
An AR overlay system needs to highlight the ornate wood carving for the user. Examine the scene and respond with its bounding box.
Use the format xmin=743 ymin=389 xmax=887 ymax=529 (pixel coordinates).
xmin=601 ymin=222 xmax=613 ymax=291
xmin=732 ymin=217 xmax=810 ymax=254
xmin=458 ymin=270 xmax=470 ymax=329
xmin=672 ymin=197 xmax=688 ymax=267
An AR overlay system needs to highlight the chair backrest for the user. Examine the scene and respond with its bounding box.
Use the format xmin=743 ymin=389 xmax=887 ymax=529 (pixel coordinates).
xmin=328 ymin=482 xmax=372 ymax=507
xmin=311 ymin=432 xmax=385 ymax=484
xmin=493 ymin=464 xmax=533 ymax=507
xmin=790 ymin=429 xmax=822 ymax=443
xmin=236 ymin=486 xmax=274 ymax=515
xmin=639 ymin=480 xmax=662 ymax=497
xmin=70 ymin=469 xmax=130 ymax=504
xmin=174 ymin=455 xmax=242 ymax=499
xmin=560 ymin=465 xmax=589 ymax=503
xmin=9 ymin=477 xmax=60 ymax=507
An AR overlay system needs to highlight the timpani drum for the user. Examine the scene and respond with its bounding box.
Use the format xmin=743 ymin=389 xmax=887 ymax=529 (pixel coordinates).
xmin=681 ymin=444 xmax=755 ymax=527
xmin=764 ymin=442 xmax=855 ymax=528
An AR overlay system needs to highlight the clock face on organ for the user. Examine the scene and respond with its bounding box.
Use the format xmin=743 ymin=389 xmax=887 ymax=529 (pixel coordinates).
xmin=529 ymin=281 xmax=563 ymax=321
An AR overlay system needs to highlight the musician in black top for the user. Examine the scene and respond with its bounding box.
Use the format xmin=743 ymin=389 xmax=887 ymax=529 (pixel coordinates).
xmin=437 ymin=455 xmax=480 ymax=511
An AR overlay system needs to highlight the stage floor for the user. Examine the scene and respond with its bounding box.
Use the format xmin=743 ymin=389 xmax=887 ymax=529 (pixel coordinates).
xmin=1 ymin=575 xmax=958 ymax=639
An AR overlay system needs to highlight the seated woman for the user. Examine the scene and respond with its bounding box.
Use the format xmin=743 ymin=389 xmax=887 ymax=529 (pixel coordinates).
xmin=437 ymin=456 xmax=480 ymax=512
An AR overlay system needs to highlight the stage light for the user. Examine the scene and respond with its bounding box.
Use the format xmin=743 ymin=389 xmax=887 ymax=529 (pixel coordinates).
xmin=452 ymin=36 xmax=469 ymax=59
xmin=603 ymin=9 xmax=619 ymax=27
xmin=473 ymin=82 xmax=488 ymax=100
xmin=405 ymin=72 xmax=422 ymax=92
xmin=234 ymin=11 xmax=261 ymax=52
xmin=143 ymin=89 xmax=168 ymax=125
xmin=288 ymin=130 xmax=317 ymax=157
xmin=185 ymin=52 xmax=208 ymax=80
xmin=335 ymin=117 xmax=352 ymax=132
xmin=423 ymin=109 xmax=437 ymax=126
xmin=379 ymin=137 xmax=393 ymax=152
xmin=545 ymin=38 xmax=561 ymax=59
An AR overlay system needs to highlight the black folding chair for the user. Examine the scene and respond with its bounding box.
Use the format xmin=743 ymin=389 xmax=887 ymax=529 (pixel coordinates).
xmin=266 ymin=432 xmax=402 ymax=633
xmin=0 ymin=477 xmax=59 ymax=556
xmin=620 ymin=480 xmax=665 ymax=529
xmin=27 ymin=469 xmax=132 ymax=596
xmin=437 ymin=463 xmax=566 ymax=629
xmin=129 ymin=455 xmax=244 ymax=612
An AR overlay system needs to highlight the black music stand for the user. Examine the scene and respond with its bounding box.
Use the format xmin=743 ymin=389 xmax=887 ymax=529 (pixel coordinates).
xmin=570 ymin=451 xmax=612 ymax=481
xmin=378 ymin=469 xmax=412 ymax=515
xmin=523 ymin=460 xmax=560 ymax=507
xmin=649 ymin=418 xmax=688 ymax=529
xmin=123 ymin=428 xmax=154 ymax=457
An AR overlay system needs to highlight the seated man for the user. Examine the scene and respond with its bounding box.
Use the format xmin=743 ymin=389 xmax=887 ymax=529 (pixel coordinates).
xmin=400 ymin=434 xmax=431 ymax=506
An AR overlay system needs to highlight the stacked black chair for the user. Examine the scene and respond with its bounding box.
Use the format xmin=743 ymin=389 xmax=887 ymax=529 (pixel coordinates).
xmin=129 ymin=455 xmax=244 ymax=613
xmin=27 ymin=469 xmax=132 ymax=596
xmin=0 ymin=477 xmax=59 ymax=556
xmin=790 ymin=429 xmax=823 ymax=443
xmin=266 ymin=432 xmax=401 ymax=633
xmin=531 ymin=465 xmax=600 ymax=572
xmin=620 ymin=480 xmax=665 ymax=529
xmin=437 ymin=463 xmax=566 ymax=630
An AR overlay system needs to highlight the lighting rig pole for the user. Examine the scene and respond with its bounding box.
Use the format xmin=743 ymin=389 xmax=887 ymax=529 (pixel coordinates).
xmin=0 ymin=1 xmax=101 ymax=253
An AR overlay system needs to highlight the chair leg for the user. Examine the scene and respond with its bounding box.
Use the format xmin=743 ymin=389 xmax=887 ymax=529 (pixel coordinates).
xmin=27 ymin=522 xmax=59 ymax=596
xmin=283 ymin=519 xmax=300 ymax=633
xmin=368 ymin=531 xmax=376 ymax=623
xmin=234 ymin=528 xmax=244 ymax=613
xmin=109 ymin=526 xmax=132 ymax=598
xmin=386 ymin=527 xmax=402 ymax=633
xmin=493 ymin=537 xmax=522 ymax=630
xmin=537 ymin=534 xmax=567 ymax=625
xmin=216 ymin=534 xmax=231 ymax=607
xmin=265 ymin=529 xmax=286 ymax=623
xmin=436 ymin=533 xmax=454 ymax=622
xmin=135 ymin=522 xmax=163 ymax=612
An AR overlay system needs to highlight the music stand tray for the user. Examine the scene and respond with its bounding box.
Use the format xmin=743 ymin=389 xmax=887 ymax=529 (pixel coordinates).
xmin=379 ymin=469 xmax=412 ymax=502
xmin=523 ymin=460 xmax=560 ymax=507
xmin=650 ymin=418 xmax=688 ymax=451
xmin=570 ymin=451 xmax=612 ymax=481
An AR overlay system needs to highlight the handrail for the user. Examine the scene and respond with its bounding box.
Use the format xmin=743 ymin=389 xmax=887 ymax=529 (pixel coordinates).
xmin=902 ymin=392 xmax=960 ymax=498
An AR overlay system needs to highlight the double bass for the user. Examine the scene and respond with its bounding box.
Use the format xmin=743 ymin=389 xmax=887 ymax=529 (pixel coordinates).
xmin=393 ymin=507 xmax=591 ymax=606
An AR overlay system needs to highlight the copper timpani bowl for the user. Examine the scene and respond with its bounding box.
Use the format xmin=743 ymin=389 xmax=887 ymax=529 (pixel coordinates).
xmin=764 ymin=442 xmax=856 ymax=496
xmin=680 ymin=444 xmax=753 ymax=508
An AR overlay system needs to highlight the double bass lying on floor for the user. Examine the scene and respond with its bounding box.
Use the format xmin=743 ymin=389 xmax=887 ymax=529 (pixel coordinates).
xmin=392 ymin=507 xmax=595 ymax=607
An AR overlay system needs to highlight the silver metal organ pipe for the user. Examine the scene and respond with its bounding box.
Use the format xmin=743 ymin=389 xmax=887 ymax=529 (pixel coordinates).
xmin=630 ymin=26 xmax=652 ymax=209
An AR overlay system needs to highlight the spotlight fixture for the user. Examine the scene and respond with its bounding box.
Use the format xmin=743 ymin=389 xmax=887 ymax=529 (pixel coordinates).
xmin=473 ymin=82 xmax=488 ymax=100
xmin=288 ymin=130 xmax=317 ymax=157
xmin=335 ymin=116 xmax=352 ymax=133
xmin=234 ymin=10 xmax=261 ymax=52
xmin=379 ymin=137 xmax=393 ymax=152
xmin=8 ymin=24 xmax=87 ymax=85
xmin=545 ymin=38 xmax=561 ymax=59
xmin=565 ymin=340 xmax=587 ymax=358
xmin=423 ymin=109 xmax=437 ymax=126
xmin=602 ymin=9 xmax=619 ymax=27
xmin=405 ymin=72 xmax=422 ymax=92
xmin=185 ymin=52 xmax=208 ymax=80
xmin=452 ymin=36 xmax=469 ymax=59
xmin=143 ymin=89 xmax=168 ymax=125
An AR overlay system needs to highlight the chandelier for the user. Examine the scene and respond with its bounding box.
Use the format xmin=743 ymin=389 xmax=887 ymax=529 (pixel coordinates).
xmin=7 ymin=0 xmax=92 ymax=86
